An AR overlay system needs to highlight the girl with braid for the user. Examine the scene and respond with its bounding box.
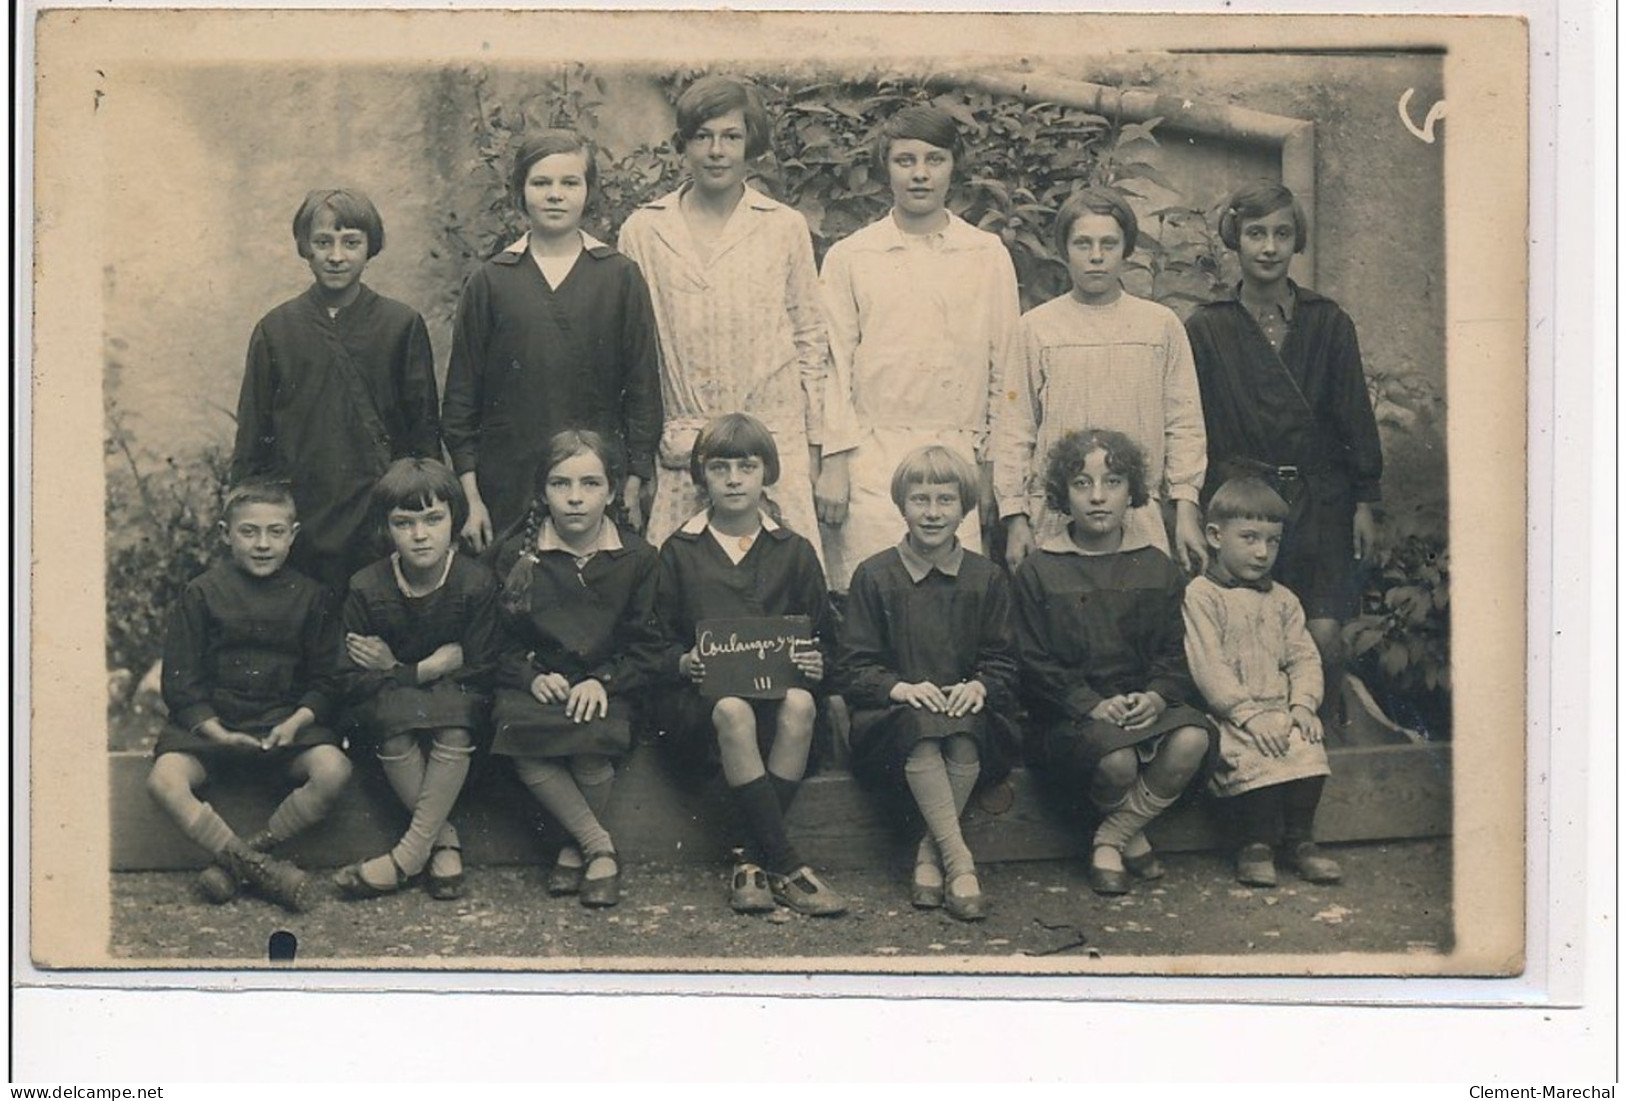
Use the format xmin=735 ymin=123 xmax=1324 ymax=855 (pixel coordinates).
xmin=486 ymin=431 xmax=664 ymax=908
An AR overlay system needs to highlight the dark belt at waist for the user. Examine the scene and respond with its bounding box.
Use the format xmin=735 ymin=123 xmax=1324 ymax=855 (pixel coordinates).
xmin=1237 ymin=459 xmax=1336 ymax=481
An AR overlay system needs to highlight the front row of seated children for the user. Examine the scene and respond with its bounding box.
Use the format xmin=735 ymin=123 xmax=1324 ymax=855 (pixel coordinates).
xmin=148 ymin=414 xmax=1339 ymax=922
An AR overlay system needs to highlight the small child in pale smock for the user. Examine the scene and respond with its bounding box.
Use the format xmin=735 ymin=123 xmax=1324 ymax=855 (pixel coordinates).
xmin=1182 ymin=477 xmax=1342 ymax=888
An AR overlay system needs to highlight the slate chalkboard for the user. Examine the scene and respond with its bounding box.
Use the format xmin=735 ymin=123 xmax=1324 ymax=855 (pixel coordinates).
xmin=695 ymin=615 xmax=815 ymax=700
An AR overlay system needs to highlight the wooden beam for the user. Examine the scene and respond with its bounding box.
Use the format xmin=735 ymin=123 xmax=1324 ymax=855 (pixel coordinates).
xmin=111 ymin=742 xmax=1451 ymax=872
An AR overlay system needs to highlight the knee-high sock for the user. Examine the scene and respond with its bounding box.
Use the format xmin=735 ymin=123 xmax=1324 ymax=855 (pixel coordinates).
xmin=1281 ymin=775 xmax=1327 ymax=845
xmin=768 ymin=772 xmax=801 ymax=815
xmin=1094 ymin=777 xmax=1179 ymax=851
xmin=389 ymin=741 xmax=473 ymax=876
xmin=377 ymin=744 xmax=426 ymax=807
xmin=905 ymin=747 xmax=975 ymax=881
xmin=732 ymin=774 xmax=800 ymax=873
xmin=516 ymin=757 xmax=613 ymax=857
xmin=918 ymin=751 xmax=981 ymax=869
xmin=266 ymin=778 xmax=335 ymax=845
xmin=380 ymin=744 xmax=459 ymax=850
xmin=571 ymin=756 xmax=616 ymax=831
xmin=185 ymin=802 xmax=240 ymax=856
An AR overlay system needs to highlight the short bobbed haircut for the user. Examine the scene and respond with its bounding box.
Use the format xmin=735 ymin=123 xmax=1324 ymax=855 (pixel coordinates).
xmin=890 ymin=445 xmax=979 ymax=514
xmin=1043 ymin=428 xmax=1150 ymax=514
xmin=509 ymin=130 xmax=599 ymax=213
xmin=1054 ymin=186 xmax=1139 ymax=259
xmin=532 ymin=428 xmax=622 ymax=499
xmin=372 ymin=458 xmax=469 ymax=534
xmin=1218 ymin=179 xmax=1309 ymax=253
xmin=221 ymin=479 xmax=298 ymax=526
xmin=292 ymin=189 xmax=385 ymax=259
xmin=872 ymin=104 xmax=963 ymax=171
xmin=675 ymin=76 xmax=772 ymax=160
xmin=1204 ymin=477 xmax=1290 ymax=526
xmin=690 ymin=412 xmax=781 ymax=488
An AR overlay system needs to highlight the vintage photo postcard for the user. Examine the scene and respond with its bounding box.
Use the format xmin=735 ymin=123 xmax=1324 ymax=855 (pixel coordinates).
xmin=24 ymin=8 xmax=1527 ymax=983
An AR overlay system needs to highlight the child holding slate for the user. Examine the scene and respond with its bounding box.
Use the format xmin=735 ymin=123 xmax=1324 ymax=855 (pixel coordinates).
xmin=654 ymin=413 xmax=845 ymax=917
xmin=333 ymin=459 xmax=497 ymax=902
xmin=1013 ymin=429 xmax=1213 ymax=897
xmin=487 ymin=431 xmax=664 ymax=908
xmin=834 ymin=446 xmax=1018 ymax=921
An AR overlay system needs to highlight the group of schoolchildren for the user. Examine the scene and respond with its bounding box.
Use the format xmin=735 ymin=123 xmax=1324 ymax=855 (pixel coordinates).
xmin=146 ymin=76 xmax=1383 ymax=929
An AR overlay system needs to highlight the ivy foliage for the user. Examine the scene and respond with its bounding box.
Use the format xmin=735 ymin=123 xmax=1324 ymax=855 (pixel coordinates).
xmin=438 ymin=67 xmax=1227 ymax=318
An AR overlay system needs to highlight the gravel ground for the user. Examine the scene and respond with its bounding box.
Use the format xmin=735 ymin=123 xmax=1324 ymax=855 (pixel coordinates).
xmin=108 ymin=839 xmax=1452 ymax=968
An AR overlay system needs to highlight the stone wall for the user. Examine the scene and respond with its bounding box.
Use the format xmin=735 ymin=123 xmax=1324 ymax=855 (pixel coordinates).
xmin=101 ymin=50 xmax=1444 ymax=511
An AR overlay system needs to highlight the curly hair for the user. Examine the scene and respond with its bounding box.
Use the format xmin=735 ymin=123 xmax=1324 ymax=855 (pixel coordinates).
xmin=1042 ymin=428 xmax=1150 ymax=514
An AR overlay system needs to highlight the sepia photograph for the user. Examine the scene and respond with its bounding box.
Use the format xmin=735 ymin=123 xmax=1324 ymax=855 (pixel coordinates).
xmin=25 ymin=8 xmax=1528 ymax=982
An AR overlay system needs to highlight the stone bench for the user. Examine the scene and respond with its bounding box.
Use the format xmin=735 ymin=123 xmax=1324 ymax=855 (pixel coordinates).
xmin=110 ymin=740 xmax=1451 ymax=872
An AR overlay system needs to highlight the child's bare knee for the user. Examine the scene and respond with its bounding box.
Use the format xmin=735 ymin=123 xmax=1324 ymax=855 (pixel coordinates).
xmin=147 ymin=752 xmax=204 ymax=802
xmin=711 ymin=696 xmax=753 ymax=727
xmin=1165 ymin=727 xmax=1211 ymax=771
xmin=1094 ymin=748 xmax=1139 ymax=789
xmin=778 ymin=689 xmax=816 ymax=731
xmin=300 ymin=746 xmax=353 ymax=794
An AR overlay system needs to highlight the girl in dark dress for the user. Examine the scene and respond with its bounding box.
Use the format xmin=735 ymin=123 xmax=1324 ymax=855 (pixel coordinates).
xmin=1013 ymin=429 xmax=1214 ymax=897
xmin=653 ymin=413 xmax=845 ymax=918
xmin=443 ymin=130 xmax=662 ymax=550
xmin=487 ymin=431 xmax=664 ymax=909
xmin=1185 ymin=180 xmax=1383 ymax=725
xmin=334 ymin=460 xmax=498 ymax=901
xmin=835 ymin=446 xmax=1018 ymax=921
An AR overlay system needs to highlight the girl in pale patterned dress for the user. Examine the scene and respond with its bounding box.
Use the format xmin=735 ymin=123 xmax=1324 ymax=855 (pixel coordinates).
xmin=815 ymin=104 xmax=1020 ymax=593
xmin=991 ymin=186 xmax=1208 ymax=576
xmin=616 ymin=76 xmax=829 ymax=557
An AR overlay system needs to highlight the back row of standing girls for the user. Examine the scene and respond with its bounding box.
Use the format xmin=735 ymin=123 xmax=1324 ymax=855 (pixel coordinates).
xmin=200 ymin=74 xmax=1381 ymax=919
